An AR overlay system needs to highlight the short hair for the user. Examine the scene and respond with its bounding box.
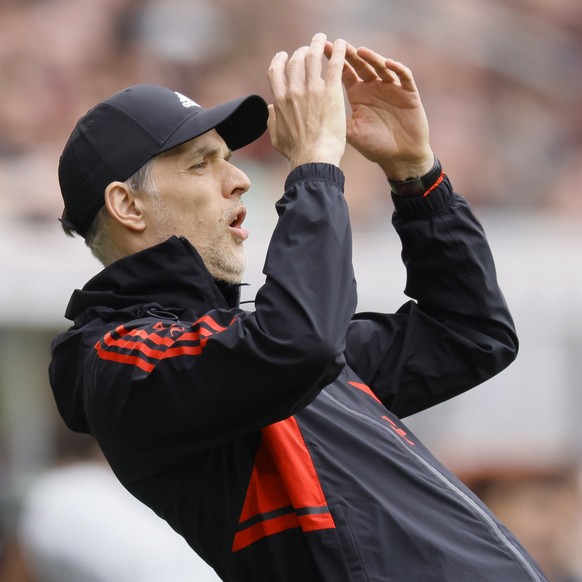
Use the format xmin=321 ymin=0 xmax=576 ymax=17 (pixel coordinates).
xmin=61 ymin=155 xmax=161 ymax=266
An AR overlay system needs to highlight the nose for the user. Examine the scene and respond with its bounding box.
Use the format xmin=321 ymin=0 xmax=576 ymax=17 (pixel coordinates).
xmin=224 ymin=161 xmax=251 ymax=199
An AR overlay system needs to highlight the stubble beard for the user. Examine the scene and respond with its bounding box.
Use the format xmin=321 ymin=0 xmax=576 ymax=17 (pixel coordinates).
xmin=152 ymin=200 xmax=247 ymax=284
xmin=196 ymin=235 xmax=247 ymax=284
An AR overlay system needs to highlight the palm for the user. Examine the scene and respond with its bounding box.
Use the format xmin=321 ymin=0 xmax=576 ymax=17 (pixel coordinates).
xmin=326 ymin=42 xmax=433 ymax=177
xmin=346 ymin=79 xmax=429 ymax=167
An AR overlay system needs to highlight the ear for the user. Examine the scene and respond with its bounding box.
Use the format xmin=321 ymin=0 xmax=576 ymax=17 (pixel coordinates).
xmin=104 ymin=181 xmax=147 ymax=233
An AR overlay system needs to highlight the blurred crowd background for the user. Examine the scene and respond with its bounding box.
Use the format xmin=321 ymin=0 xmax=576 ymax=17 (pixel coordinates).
xmin=1 ymin=0 xmax=582 ymax=580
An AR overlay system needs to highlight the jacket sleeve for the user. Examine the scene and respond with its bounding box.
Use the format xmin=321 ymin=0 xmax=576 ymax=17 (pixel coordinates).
xmin=344 ymin=176 xmax=518 ymax=419
xmin=85 ymin=163 xmax=357 ymax=454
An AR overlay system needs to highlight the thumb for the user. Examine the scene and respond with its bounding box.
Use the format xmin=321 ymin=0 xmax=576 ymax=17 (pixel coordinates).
xmin=267 ymin=104 xmax=277 ymax=141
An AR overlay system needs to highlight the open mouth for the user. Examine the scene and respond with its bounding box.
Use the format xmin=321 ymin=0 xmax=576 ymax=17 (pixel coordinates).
xmin=228 ymin=207 xmax=249 ymax=241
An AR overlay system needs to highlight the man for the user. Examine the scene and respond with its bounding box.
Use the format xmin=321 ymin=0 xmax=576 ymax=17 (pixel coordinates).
xmin=50 ymin=34 xmax=547 ymax=581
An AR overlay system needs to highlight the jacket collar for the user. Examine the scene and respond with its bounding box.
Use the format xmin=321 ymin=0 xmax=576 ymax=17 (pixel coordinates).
xmin=65 ymin=236 xmax=241 ymax=323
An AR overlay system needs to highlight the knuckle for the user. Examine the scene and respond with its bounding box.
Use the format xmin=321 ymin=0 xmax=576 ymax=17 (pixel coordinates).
xmin=286 ymin=86 xmax=305 ymax=100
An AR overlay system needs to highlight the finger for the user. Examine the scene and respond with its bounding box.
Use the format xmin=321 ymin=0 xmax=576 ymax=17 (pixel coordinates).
xmin=286 ymin=45 xmax=309 ymax=90
xmin=267 ymin=103 xmax=277 ymax=141
xmin=356 ymin=47 xmax=399 ymax=84
xmin=344 ymin=41 xmax=379 ymax=82
xmin=267 ymin=51 xmax=289 ymax=101
xmin=305 ymin=32 xmax=327 ymax=86
xmin=323 ymin=40 xmax=333 ymax=60
xmin=385 ymin=59 xmax=418 ymax=92
xmin=324 ymin=40 xmax=359 ymax=89
xmin=325 ymin=38 xmax=347 ymax=85
xmin=267 ymin=103 xmax=276 ymax=129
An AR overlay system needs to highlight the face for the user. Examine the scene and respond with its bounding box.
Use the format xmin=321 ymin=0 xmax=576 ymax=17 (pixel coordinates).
xmin=146 ymin=130 xmax=252 ymax=284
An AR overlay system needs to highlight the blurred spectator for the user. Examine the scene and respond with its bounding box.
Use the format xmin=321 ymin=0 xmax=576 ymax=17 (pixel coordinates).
xmin=463 ymin=466 xmax=582 ymax=582
xmin=0 ymin=0 xmax=581 ymax=229
xmin=0 ymin=430 xmax=220 ymax=582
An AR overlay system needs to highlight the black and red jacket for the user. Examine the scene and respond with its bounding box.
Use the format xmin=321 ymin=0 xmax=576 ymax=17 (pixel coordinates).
xmin=50 ymin=163 xmax=547 ymax=581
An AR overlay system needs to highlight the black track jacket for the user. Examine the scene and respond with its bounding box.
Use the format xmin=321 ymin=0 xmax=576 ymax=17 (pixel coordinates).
xmin=50 ymin=163 xmax=547 ymax=581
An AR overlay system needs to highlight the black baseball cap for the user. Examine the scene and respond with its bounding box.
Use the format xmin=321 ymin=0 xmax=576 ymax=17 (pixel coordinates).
xmin=58 ymin=84 xmax=269 ymax=238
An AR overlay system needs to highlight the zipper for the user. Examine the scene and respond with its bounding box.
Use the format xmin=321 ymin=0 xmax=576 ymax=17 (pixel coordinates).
xmin=322 ymin=390 xmax=543 ymax=582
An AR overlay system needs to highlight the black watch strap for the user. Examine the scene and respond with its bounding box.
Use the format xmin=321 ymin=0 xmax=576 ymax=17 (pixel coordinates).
xmin=389 ymin=158 xmax=443 ymax=198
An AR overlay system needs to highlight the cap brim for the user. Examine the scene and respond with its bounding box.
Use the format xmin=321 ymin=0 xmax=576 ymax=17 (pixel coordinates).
xmin=162 ymin=94 xmax=268 ymax=153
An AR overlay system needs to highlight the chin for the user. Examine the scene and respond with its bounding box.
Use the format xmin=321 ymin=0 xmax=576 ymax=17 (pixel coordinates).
xmin=214 ymin=270 xmax=244 ymax=285
xmin=212 ymin=259 xmax=247 ymax=285
xmin=200 ymin=241 xmax=247 ymax=284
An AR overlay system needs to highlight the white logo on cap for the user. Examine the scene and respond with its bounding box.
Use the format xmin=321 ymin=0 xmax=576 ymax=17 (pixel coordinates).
xmin=175 ymin=92 xmax=200 ymax=108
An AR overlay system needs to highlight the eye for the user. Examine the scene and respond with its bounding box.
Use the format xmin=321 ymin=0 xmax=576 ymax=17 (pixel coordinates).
xmin=190 ymin=161 xmax=208 ymax=172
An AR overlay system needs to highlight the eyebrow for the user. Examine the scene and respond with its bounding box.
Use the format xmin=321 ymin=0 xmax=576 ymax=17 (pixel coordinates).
xmin=182 ymin=143 xmax=233 ymax=164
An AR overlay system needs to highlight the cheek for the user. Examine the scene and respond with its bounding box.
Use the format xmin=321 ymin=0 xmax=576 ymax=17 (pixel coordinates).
xmin=155 ymin=176 xmax=226 ymax=232
xmin=172 ymin=195 xmax=211 ymax=226
xmin=181 ymin=183 xmax=223 ymax=220
xmin=185 ymin=204 xmax=227 ymax=242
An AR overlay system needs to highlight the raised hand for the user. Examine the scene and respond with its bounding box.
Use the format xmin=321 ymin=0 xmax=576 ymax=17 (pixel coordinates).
xmin=325 ymin=41 xmax=434 ymax=180
xmin=267 ymin=33 xmax=347 ymax=169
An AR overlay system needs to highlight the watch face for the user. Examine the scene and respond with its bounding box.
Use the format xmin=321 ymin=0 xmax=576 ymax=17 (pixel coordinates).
xmin=390 ymin=177 xmax=426 ymax=198
xmin=390 ymin=160 xmax=442 ymax=198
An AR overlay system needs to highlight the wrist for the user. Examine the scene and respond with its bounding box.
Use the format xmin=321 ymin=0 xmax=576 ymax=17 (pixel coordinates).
xmin=289 ymin=153 xmax=343 ymax=170
xmin=382 ymin=153 xmax=435 ymax=182
xmin=287 ymin=140 xmax=345 ymax=170
xmin=389 ymin=157 xmax=444 ymax=198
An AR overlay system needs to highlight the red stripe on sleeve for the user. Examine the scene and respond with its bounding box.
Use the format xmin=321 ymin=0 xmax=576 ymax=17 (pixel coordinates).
xmin=94 ymin=341 xmax=154 ymax=373
xmin=195 ymin=314 xmax=227 ymax=332
xmin=102 ymin=333 xmax=205 ymax=359
xmin=94 ymin=315 xmax=234 ymax=374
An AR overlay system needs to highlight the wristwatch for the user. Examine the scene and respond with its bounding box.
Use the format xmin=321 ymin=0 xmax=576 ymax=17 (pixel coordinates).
xmin=389 ymin=158 xmax=443 ymax=198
